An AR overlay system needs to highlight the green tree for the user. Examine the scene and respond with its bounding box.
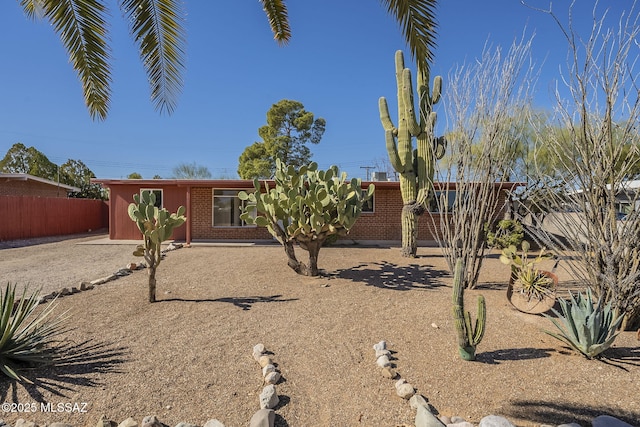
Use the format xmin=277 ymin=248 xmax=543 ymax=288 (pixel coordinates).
xmin=0 ymin=142 xmax=58 ymax=180
xmin=59 ymin=158 xmax=105 ymax=199
xmin=18 ymin=1 xmax=438 ymax=120
xmin=172 ymin=162 xmax=211 ymax=179
xmin=128 ymin=172 xmax=143 ymax=179
xmin=238 ymin=99 xmax=326 ymax=179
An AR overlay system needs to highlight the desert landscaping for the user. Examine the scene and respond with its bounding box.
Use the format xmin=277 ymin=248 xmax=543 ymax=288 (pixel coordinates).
xmin=0 ymin=234 xmax=638 ymax=427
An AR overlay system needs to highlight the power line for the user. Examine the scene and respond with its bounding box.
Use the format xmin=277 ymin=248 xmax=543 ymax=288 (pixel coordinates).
xmin=360 ymin=166 xmax=375 ymax=180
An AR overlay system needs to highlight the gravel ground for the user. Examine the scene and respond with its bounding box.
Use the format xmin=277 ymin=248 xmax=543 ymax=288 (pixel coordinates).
xmin=0 ymin=234 xmax=638 ymax=427
xmin=0 ymin=233 xmax=141 ymax=297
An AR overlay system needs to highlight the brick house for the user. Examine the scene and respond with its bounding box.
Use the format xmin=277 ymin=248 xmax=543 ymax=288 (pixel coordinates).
xmin=0 ymin=173 xmax=80 ymax=198
xmin=93 ymin=178 xmax=520 ymax=245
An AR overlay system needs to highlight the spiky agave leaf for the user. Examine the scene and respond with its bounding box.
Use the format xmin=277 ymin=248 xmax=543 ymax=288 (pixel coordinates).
xmin=543 ymin=288 xmax=624 ymax=359
xmin=0 ymin=283 xmax=67 ymax=382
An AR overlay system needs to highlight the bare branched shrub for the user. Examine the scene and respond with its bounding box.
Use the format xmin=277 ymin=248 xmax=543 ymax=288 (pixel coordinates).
xmin=523 ymin=1 xmax=640 ymax=329
xmin=430 ymin=34 xmax=537 ymax=288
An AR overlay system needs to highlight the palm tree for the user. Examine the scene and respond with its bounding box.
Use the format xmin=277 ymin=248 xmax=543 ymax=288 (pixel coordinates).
xmin=20 ymin=0 xmax=437 ymax=121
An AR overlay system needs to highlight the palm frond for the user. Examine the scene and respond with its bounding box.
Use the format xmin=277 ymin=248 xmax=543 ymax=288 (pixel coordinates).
xmin=259 ymin=0 xmax=291 ymax=46
xmin=21 ymin=0 xmax=112 ymax=120
xmin=120 ymin=0 xmax=186 ymax=115
xmin=380 ymin=0 xmax=438 ymax=76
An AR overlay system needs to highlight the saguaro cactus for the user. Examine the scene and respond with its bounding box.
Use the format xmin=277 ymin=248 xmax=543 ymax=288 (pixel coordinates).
xmin=452 ymin=258 xmax=486 ymax=361
xmin=379 ymin=50 xmax=446 ymax=257
xmin=128 ymin=191 xmax=186 ymax=302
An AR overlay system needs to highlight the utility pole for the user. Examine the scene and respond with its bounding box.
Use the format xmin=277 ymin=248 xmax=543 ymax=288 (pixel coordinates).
xmin=360 ymin=166 xmax=375 ymax=181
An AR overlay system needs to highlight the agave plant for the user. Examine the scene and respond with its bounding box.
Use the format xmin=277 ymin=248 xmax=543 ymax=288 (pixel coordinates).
xmin=544 ymin=288 xmax=624 ymax=359
xmin=0 ymin=283 xmax=67 ymax=382
xmin=500 ymin=240 xmax=556 ymax=301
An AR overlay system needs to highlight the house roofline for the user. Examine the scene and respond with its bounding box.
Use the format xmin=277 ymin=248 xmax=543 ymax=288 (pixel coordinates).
xmin=92 ymin=178 xmax=527 ymax=191
xmin=1 ymin=173 xmax=80 ymax=192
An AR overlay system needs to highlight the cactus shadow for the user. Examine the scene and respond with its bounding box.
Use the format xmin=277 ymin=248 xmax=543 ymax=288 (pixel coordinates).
xmin=475 ymin=347 xmax=554 ymax=364
xmin=0 ymin=339 xmax=129 ymax=402
xmin=501 ymin=400 xmax=640 ymax=426
xmin=333 ymin=261 xmax=448 ymax=290
xmin=159 ymin=295 xmax=299 ymax=310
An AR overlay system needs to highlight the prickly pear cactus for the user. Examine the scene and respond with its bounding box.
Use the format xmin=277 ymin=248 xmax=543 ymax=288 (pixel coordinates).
xmin=239 ymin=159 xmax=374 ymax=276
xmin=128 ymin=190 xmax=186 ymax=302
xmin=452 ymin=258 xmax=486 ymax=361
xmin=379 ymin=50 xmax=446 ymax=257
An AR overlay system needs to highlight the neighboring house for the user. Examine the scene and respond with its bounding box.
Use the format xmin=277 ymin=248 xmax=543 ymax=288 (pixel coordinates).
xmin=94 ymin=178 xmax=521 ymax=245
xmin=0 ymin=173 xmax=80 ymax=198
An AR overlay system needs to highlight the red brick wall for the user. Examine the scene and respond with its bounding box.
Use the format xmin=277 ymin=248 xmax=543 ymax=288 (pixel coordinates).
xmin=102 ymin=181 xmax=513 ymax=242
xmin=345 ymin=186 xmax=447 ymax=242
xmin=0 ymin=180 xmax=70 ymax=198
xmin=345 ymin=186 xmax=511 ymax=242
xmin=191 ymin=187 xmax=273 ymax=240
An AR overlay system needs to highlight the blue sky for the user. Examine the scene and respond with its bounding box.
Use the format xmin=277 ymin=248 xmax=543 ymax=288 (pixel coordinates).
xmin=0 ymin=1 xmax=632 ymax=180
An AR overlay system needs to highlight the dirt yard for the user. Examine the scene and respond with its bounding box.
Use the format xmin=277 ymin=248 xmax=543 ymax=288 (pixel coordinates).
xmin=0 ymin=234 xmax=638 ymax=427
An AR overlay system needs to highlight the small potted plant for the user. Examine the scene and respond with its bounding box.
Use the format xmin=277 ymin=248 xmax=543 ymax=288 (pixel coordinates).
xmin=500 ymin=240 xmax=558 ymax=314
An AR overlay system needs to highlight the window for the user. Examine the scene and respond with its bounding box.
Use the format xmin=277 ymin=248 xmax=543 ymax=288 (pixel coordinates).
xmin=140 ymin=189 xmax=163 ymax=208
xmin=212 ymin=189 xmax=253 ymax=227
xmin=362 ymin=192 xmax=374 ymax=213
xmin=429 ymin=190 xmax=457 ymax=213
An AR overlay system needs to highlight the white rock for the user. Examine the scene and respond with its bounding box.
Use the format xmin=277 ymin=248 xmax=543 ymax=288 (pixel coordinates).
xmin=396 ymin=382 xmax=415 ymax=399
xmin=409 ymin=394 xmax=429 ymax=409
xmin=249 ymin=409 xmax=275 ymax=427
xmin=376 ymin=354 xmax=391 ymax=367
xmin=262 ymin=364 xmax=277 ymax=377
xmin=375 ymin=349 xmax=391 ymax=358
xmin=258 ymin=355 xmax=272 ymax=367
xmin=259 ymin=384 xmax=280 ymax=409
xmin=253 ymin=344 xmax=266 ymax=361
xmin=203 ymin=420 xmax=226 ymax=427
xmin=373 ymin=340 xmax=387 ymax=351
xmin=380 ymin=366 xmax=397 ymax=379
xmin=478 ymin=415 xmax=516 ymax=427
xmin=117 ymin=418 xmax=138 ymax=427
xmin=592 ymin=415 xmax=635 ymax=427
xmin=264 ymin=371 xmax=281 ymax=385
xmin=415 ymin=405 xmax=446 ymax=427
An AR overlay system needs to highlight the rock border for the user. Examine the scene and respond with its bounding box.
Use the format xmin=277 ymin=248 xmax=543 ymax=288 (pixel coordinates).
xmin=36 ymin=243 xmax=184 ymax=304
xmin=372 ymin=339 xmax=634 ymax=427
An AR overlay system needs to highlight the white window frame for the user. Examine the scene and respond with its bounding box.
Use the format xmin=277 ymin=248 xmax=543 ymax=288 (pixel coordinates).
xmin=212 ymin=189 xmax=255 ymax=227
xmin=140 ymin=188 xmax=163 ymax=208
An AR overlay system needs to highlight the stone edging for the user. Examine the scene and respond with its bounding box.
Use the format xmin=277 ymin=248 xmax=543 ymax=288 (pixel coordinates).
xmin=372 ymin=340 xmax=634 ymax=427
xmin=36 ymin=243 xmax=184 ymax=304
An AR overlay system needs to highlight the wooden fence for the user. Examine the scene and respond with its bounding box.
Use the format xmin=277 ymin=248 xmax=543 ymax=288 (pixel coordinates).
xmin=0 ymin=195 xmax=109 ymax=241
